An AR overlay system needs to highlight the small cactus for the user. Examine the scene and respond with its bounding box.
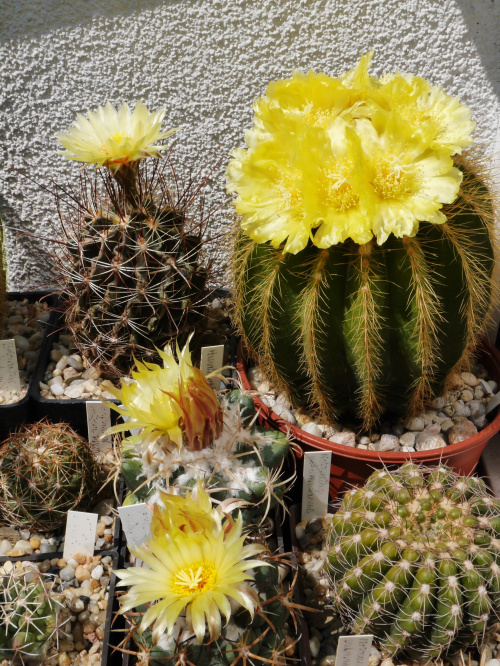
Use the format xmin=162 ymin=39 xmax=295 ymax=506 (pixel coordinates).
xmin=0 ymin=420 xmax=99 ymax=531
xmin=326 ymin=463 xmax=500 ymax=661
xmin=0 ymin=564 xmax=62 ymax=660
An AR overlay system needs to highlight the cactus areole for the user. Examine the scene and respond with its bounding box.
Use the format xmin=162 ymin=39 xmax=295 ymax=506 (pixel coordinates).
xmin=327 ymin=464 xmax=500 ymax=660
xmin=228 ymin=55 xmax=496 ymax=430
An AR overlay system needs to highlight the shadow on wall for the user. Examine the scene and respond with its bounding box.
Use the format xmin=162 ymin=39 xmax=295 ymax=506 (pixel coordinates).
xmin=0 ymin=195 xmax=58 ymax=291
xmin=1 ymin=0 xmax=188 ymax=42
xmin=454 ymin=1 xmax=500 ymax=106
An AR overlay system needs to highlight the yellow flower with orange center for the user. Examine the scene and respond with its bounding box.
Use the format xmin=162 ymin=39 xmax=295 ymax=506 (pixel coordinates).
xmin=103 ymin=338 xmax=223 ymax=451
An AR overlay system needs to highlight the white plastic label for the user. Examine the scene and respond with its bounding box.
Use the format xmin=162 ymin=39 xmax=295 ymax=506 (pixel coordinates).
xmin=336 ymin=636 xmax=373 ymax=666
xmin=200 ymin=345 xmax=225 ymax=390
xmin=118 ymin=503 xmax=151 ymax=549
xmin=301 ymin=451 xmax=332 ymax=522
xmin=63 ymin=511 xmax=98 ymax=560
xmin=0 ymin=339 xmax=21 ymax=392
xmin=86 ymin=401 xmax=113 ymax=450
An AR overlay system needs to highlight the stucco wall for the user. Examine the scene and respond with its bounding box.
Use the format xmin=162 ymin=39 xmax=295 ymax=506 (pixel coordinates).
xmin=1 ymin=0 xmax=499 ymax=290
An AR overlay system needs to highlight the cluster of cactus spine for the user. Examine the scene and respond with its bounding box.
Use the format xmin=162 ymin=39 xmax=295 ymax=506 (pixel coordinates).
xmin=0 ymin=565 xmax=62 ymax=660
xmin=326 ymin=463 xmax=500 ymax=660
xmin=57 ymin=160 xmax=213 ymax=378
xmin=0 ymin=420 xmax=99 ymax=531
xmin=233 ymin=161 xmax=496 ymax=430
xmin=121 ymin=389 xmax=295 ymax=527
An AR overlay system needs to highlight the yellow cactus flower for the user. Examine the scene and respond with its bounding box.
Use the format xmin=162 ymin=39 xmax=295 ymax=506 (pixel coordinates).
xmin=151 ymin=481 xmax=221 ymax=539
xmin=102 ymin=339 xmax=223 ymax=451
xmin=356 ymin=111 xmax=462 ymax=244
xmin=57 ymin=101 xmax=178 ymax=171
xmin=379 ymin=72 xmax=475 ymax=155
xmin=115 ymin=504 xmax=266 ymax=643
xmin=227 ymin=54 xmax=471 ymax=251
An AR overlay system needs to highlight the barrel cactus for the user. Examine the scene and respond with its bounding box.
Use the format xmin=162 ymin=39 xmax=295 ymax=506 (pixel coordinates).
xmin=327 ymin=463 xmax=500 ymax=660
xmin=103 ymin=339 xmax=294 ymax=525
xmin=0 ymin=565 xmax=62 ymax=660
xmin=56 ymin=101 xmax=213 ymax=378
xmin=0 ymin=420 xmax=99 ymax=531
xmin=228 ymin=53 xmax=495 ymax=429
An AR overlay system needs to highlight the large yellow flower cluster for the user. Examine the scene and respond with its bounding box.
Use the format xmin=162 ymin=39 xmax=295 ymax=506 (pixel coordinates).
xmin=115 ymin=482 xmax=266 ymax=643
xmin=227 ymin=53 xmax=475 ymax=252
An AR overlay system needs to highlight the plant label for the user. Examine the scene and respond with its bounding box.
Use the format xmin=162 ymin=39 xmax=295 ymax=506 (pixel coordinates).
xmin=336 ymin=635 xmax=373 ymax=666
xmin=0 ymin=339 xmax=21 ymax=392
xmin=200 ymin=345 xmax=225 ymax=390
xmin=118 ymin=503 xmax=152 ymax=566
xmin=63 ymin=511 xmax=98 ymax=560
xmin=301 ymin=451 xmax=331 ymax=522
xmin=86 ymin=401 xmax=113 ymax=451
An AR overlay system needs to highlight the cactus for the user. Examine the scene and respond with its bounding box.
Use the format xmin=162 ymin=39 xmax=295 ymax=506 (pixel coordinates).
xmin=56 ymin=102 xmax=214 ymax=378
xmin=115 ymin=482 xmax=297 ymax=666
xmin=326 ymin=463 xmax=500 ymax=660
xmin=228 ymin=55 xmax=496 ymax=430
xmin=0 ymin=420 xmax=99 ymax=531
xmin=0 ymin=565 xmax=62 ymax=660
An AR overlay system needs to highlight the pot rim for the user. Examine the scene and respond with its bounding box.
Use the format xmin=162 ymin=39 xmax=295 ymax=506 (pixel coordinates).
xmin=236 ymin=337 xmax=500 ymax=462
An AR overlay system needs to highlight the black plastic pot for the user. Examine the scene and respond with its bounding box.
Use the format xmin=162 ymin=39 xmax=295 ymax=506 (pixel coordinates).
xmin=101 ymin=549 xmax=124 ymax=666
xmin=31 ymin=309 xmax=121 ymax=439
xmin=0 ymin=291 xmax=58 ymax=439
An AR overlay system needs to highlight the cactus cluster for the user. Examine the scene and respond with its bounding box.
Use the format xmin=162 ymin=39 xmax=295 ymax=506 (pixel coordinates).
xmin=327 ymin=463 xmax=500 ymax=661
xmin=0 ymin=420 xmax=99 ymax=531
xmin=0 ymin=565 xmax=62 ymax=660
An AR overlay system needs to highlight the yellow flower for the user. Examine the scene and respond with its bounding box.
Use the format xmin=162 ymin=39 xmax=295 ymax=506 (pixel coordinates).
xmin=57 ymin=101 xmax=178 ymax=171
xmin=379 ymin=72 xmax=475 ymax=155
xmin=356 ymin=111 xmax=462 ymax=244
xmin=227 ymin=53 xmax=470 ymax=251
xmin=115 ymin=504 xmax=266 ymax=643
xmin=103 ymin=339 xmax=223 ymax=451
xmin=151 ymin=481 xmax=221 ymax=539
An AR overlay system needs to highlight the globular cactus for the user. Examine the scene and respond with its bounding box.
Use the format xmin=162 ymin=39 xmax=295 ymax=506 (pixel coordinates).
xmin=0 ymin=420 xmax=99 ymax=531
xmin=56 ymin=102 xmax=214 ymax=378
xmin=0 ymin=565 xmax=62 ymax=660
xmin=104 ymin=339 xmax=295 ymax=526
xmin=228 ymin=54 xmax=496 ymax=430
xmin=326 ymin=463 xmax=500 ymax=661
xmin=115 ymin=482 xmax=297 ymax=666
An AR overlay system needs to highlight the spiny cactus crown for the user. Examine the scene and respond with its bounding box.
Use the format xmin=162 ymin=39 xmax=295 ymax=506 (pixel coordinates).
xmin=0 ymin=420 xmax=99 ymax=531
xmin=327 ymin=463 xmax=500 ymax=661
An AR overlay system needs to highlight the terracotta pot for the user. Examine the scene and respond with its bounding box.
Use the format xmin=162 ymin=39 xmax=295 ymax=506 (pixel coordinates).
xmin=236 ymin=339 xmax=500 ymax=499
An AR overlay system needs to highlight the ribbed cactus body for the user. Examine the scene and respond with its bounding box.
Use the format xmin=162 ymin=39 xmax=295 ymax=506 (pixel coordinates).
xmin=233 ymin=169 xmax=495 ymax=429
xmin=61 ymin=164 xmax=210 ymax=378
xmin=0 ymin=567 xmax=62 ymax=659
xmin=327 ymin=463 xmax=500 ymax=660
xmin=0 ymin=421 xmax=99 ymax=531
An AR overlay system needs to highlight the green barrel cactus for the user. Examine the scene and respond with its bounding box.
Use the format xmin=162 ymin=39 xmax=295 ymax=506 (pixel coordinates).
xmin=228 ymin=55 xmax=496 ymax=430
xmin=0 ymin=566 xmax=62 ymax=660
xmin=327 ymin=463 xmax=500 ymax=660
xmin=0 ymin=420 xmax=99 ymax=531
xmin=56 ymin=102 xmax=213 ymax=378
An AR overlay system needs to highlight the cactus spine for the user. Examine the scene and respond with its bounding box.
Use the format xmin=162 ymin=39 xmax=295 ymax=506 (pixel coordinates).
xmin=0 ymin=420 xmax=99 ymax=531
xmin=327 ymin=463 xmax=500 ymax=660
xmin=0 ymin=565 xmax=62 ymax=660
xmin=233 ymin=164 xmax=495 ymax=429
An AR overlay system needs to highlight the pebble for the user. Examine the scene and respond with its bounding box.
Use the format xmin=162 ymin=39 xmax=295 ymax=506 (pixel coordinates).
xmin=272 ymin=402 xmax=297 ymax=425
xmin=415 ymin=432 xmax=447 ymax=451
xmin=448 ymin=420 xmax=478 ymax=445
xmin=301 ymin=422 xmax=323 ymax=437
xmin=60 ymin=566 xmax=76 ymax=581
xmin=91 ymin=565 xmax=103 ymax=580
xmin=403 ymin=416 xmax=425 ymax=431
xmin=310 ymin=636 xmax=321 ymax=658
xmin=461 ymin=371 xmax=478 ymax=387
xmin=399 ymin=431 xmax=415 ymax=447
xmin=329 ymin=431 xmax=356 ymax=447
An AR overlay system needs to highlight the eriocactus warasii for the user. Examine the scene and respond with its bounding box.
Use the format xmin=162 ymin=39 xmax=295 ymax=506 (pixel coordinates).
xmin=326 ymin=463 xmax=500 ymax=660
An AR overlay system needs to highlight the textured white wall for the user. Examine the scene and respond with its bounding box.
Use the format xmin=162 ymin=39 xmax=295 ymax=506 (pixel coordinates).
xmin=1 ymin=0 xmax=499 ymax=289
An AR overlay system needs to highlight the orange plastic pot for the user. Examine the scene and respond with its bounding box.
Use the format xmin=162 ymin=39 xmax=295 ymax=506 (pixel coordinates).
xmin=237 ymin=338 xmax=500 ymax=499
